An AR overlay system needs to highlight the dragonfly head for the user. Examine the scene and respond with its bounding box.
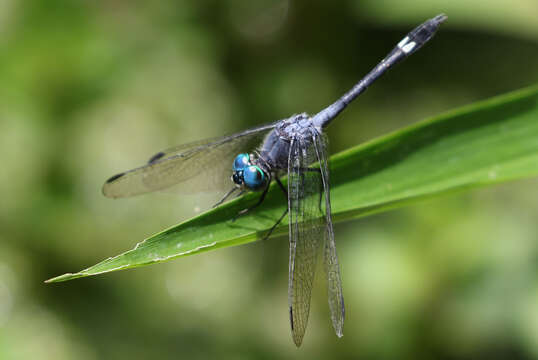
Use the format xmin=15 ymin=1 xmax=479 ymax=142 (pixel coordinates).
xmin=232 ymin=153 xmax=268 ymax=191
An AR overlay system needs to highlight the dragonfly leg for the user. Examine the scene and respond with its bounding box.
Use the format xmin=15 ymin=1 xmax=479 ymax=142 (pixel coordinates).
xmin=260 ymin=176 xmax=289 ymax=241
xmin=262 ymin=208 xmax=288 ymax=241
xmin=275 ymin=176 xmax=287 ymax=196
xmin=213 ymin=187 xmax=238 ymax=208
xmin=234 ymin=190 xmax=247 ymax=199
xmin=232 ymin=173 xmax=272 ymax=222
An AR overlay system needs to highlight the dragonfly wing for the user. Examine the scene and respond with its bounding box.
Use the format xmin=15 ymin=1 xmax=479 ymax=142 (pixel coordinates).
xmin=287 ymin=136 xmax=325 ymax=347
xmin=313 ymin=133 xmax=345 ymax=338
xmin=102 ymin=123 xmax=276 ymax=198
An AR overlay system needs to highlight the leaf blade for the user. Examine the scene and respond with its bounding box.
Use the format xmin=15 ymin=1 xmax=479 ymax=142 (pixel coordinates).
xmin=47 ymin=85 xmax=538 ymax=283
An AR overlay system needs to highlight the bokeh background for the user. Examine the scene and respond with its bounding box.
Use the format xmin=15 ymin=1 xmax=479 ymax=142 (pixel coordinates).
xmin=1 ymin=0 xmax=538 ymax=359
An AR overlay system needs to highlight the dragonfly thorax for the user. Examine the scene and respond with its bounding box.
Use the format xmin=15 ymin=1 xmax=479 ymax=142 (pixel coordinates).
xmin=232 ymin=153 xmax=268 ymax=191
xmin=258 ymin=113 xmax=319 ymax=170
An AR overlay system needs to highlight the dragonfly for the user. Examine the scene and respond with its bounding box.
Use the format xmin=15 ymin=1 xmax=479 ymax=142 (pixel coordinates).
xmin=103 ymin=14 xmax=447 ymax=346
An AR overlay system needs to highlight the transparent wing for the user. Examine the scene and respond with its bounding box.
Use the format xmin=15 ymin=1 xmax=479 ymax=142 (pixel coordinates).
xmin=287 ymin=136 xmax=325 ymax=347
xmin=102 ymin=123 xmax=276 ymax=198
xmin=313 ymin=133 xmax=345 ymax=338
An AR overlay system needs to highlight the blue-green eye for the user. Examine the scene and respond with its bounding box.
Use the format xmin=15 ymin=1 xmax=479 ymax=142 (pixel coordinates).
xmin=233 ymin=153 xmax=250 ymax=171
xmin=243 ymin=166 xmax=266 ymax=190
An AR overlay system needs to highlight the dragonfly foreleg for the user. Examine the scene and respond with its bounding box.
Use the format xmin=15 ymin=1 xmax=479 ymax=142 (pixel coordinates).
xmin=232 ymin=173 xmax=272 ymax=222
xmin=212 ymin=187 xmax=238 ymax=208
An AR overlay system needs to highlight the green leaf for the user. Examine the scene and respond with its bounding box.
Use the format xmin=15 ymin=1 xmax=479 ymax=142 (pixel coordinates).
xmin=47 ymin=85 xmax=538 ymax=283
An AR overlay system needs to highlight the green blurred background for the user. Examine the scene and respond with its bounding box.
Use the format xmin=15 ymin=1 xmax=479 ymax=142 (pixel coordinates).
xmin=1 ymin=0 xmax=538 ymax=359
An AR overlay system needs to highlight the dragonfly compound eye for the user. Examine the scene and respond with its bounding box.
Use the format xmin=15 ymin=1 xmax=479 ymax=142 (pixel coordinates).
xmin=233 ymin=153 xmax=250 ymax=171
xmin=243 ymin=166 xmax=266 ymax=190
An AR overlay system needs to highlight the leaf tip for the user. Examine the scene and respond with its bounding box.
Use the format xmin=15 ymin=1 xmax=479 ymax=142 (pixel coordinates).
xmin=45 ymin=272 xmax=84 ymax=283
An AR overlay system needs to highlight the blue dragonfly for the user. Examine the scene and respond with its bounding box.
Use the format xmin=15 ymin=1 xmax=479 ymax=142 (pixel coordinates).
xmin=103 ymin=14 xmax=447 ymax=346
